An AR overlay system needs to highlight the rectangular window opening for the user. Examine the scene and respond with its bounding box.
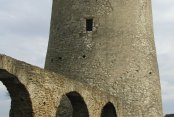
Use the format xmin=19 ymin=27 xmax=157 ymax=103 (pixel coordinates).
xmin=86 ymin=19 xmax=93 ymax=31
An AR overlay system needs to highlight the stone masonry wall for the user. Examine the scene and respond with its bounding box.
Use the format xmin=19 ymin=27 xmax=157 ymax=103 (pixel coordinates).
xmin=45 ymin=0 xmax=163 ymax=116
xmin=0 ymin=54 xmax=121 ymax=117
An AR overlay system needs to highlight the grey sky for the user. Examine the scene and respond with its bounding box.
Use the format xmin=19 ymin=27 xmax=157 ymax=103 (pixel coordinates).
xmin=152 ymin=0 xmax=174 ymax=114
xmin=0 ymin=0 xmax=174 ymax=116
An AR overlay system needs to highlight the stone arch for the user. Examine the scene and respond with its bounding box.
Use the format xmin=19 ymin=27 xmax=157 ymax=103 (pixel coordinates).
xmin=101 ymin=102 xmax=117 ymax=117
xmin=0 ymin=69 xmax=33 ymax=117
xmin=56 ymin=91 xmax=89 ymax=117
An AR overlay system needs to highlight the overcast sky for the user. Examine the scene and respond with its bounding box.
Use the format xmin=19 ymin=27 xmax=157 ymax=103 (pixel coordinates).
xmin=0 ymin=0 xmax=174 ymax=116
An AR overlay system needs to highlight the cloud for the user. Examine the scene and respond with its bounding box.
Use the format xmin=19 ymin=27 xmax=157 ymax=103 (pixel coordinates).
xmin=152 ymin=0 xmax=174 ymax=115
xmin=161 ymin=81 xmax=174 ymax=114
xmin=0 ymin=35 xmax=48 ymax=67
xmin=161 ymin=81 xmax=174 ymax=101
xmin=152 ymin=0 xmax=174 ymax=37
xmin=0 ymin=82 xmax=10 ymax=100
xmin=0 ymin=0 xmax=51 ymax=36
xmin=0 ymin=0 xmax=52 ymax=67
xmin=0 ymin=100 xmax=11 ymax=117
xmin=0 ymin=1 xmax=52 ymax=116
xmin=0 ymin=82 xmax=10 ymax=117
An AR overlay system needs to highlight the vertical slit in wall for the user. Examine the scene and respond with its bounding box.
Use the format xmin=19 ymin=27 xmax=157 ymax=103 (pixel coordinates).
xmin=86 ymin=19 xmax=93 ymax=31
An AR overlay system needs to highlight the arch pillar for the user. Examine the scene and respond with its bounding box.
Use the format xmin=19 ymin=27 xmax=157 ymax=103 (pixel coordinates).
xmin=0 ymin=69 xmax=33 ymax=117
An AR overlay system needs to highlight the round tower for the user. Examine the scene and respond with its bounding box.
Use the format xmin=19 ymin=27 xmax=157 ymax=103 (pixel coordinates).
xmin=45 ymin=0 xmax=163 ymax=116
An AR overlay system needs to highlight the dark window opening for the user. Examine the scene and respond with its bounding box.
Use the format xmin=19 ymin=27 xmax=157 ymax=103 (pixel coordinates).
xmin=86 ymin=19 xmax=93 ymax=31
xmin=82 ymin=55 xmax=86 ymax=58
xmin=58 ymin=57 xmax=62 ymax=60
xmin=51 ymin=58 xmax=54 ymax=63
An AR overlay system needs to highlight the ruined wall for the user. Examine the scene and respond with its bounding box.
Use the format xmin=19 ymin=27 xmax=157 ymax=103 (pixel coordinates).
xmin=45 ymin=0 xmax=163 ymax=116
xmin=0 ymin=55 xmax=120 ymax=117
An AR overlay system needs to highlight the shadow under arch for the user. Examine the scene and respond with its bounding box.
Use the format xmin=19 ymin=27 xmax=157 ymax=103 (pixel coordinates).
xmin=101 ymin=102 xmax=117 ymax=117
xmin=56 ymin=91 xmax=89 ymax=117
xmin=0 ymin=69 xmax=33 ymax=117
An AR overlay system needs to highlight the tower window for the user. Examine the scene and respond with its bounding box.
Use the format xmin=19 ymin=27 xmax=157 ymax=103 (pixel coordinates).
xmin=86 ymin=19 xmax=93 ymax=31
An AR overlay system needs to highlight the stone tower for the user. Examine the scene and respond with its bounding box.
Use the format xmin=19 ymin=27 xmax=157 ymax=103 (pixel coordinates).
xmin=45 ymin=0 xmax=163 ymax=116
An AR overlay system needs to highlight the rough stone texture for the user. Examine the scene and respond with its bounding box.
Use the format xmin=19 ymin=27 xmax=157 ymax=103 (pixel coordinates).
xmin=0 ymin=0 xmax=163 ymax=116
xmin=0 ymin=55 xmax=120 ymax=117
xmin=45 ymin=0 xmax=163 ymax=116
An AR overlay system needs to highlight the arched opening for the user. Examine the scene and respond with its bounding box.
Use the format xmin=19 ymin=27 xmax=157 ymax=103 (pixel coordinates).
xmin=101 ymin=102 xmax=117 ymax=117
xmin=56 ymin=91 xmax=89 ymax=117
xmin=0 ymin=69 xmax=33 ymax=117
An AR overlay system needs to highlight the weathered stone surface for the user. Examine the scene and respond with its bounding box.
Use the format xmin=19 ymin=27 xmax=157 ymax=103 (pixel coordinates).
xmin=45 ymin=0 xmax=163 ymax=116
xmin=0 ymin=0 xmax=163 ymax=116
xmin=0 ymin=54 xmax=120 ymax=117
